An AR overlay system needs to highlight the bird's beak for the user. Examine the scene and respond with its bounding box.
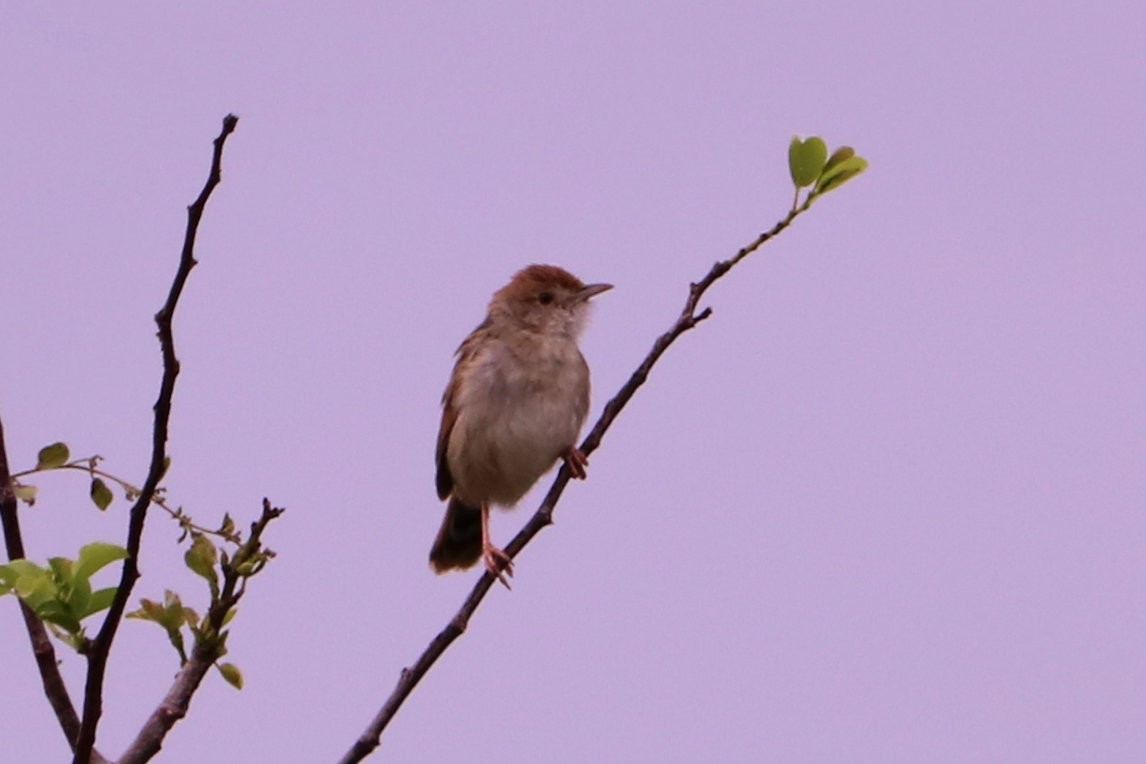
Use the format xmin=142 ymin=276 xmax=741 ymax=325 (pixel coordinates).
xmin=575 ymin=282 xmax=613 ymax=303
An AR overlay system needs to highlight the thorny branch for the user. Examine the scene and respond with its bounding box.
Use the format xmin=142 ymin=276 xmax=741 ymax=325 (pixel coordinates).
xmin=71 ymin=114 xmax=240 ymax=764
xmin=340 ymin=203 xmax=809 ymax=762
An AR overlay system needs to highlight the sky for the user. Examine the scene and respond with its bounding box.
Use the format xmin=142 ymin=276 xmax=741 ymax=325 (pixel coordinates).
xmin=2 ymin=2 xmax=1144 ymax=762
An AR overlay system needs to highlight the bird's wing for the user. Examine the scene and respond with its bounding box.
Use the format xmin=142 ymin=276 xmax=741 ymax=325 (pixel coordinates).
xmin=435 ymin=319 xmax=490 ymax=500
xmin=434 ymin=391 xmax=457 ymax=501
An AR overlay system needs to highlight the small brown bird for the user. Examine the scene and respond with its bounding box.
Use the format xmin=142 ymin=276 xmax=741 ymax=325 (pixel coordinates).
xmin=430 ymin=264 xmax=611 ymax=586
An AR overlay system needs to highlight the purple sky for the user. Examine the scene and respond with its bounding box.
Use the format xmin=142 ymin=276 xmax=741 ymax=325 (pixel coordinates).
xmin=3 ymin=3 xmax=1144 ymax=762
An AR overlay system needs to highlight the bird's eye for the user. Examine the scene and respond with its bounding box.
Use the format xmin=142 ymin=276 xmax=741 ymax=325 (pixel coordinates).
xmin=538 ymin=291 xmax=554 ymax=305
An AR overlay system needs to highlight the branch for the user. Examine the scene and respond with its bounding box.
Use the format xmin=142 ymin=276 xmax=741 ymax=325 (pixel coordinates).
xmin=0 ymin=419 xmax=110 ymax=764
xmin=339 ymin=203 xmax=809 ymax=762
xmin=118 ymin=499 xmax=283 ymax=764
xmin=72 ymin=114 xmax=240 ymax=764
xmin=12 ymin=460 xmax=244 ymax=544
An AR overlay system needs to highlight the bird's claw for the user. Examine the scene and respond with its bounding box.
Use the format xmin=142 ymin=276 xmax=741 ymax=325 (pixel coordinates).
xmin=564 ymin=447 xmax=589 ymax=480
xmin=483 ymin=544 xmax=515 ymax=590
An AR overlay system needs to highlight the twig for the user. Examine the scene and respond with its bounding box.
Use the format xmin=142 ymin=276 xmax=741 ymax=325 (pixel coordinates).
xmin=0 ymin=419 xmax=110 ymax=764
xmin=12 ymin=460 xmax=242 ymax=543
xmin=339 ymin=204 xmax=808 ymax=762
xmin=71 ymin=114 xmax=239 ymax=764
xmin=118 ymin=499 xmax=283 ymax=764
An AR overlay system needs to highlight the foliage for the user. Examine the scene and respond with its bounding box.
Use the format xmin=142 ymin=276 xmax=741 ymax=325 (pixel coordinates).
xmin=0 ymin=541 xmax=127 ymax=651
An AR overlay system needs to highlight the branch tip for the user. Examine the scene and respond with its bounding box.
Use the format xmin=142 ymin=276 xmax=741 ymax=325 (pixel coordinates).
xmin=72 ymin=115 xmax=241 ymax=764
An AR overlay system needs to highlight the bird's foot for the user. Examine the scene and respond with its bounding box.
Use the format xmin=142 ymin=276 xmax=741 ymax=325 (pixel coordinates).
xmin=564 ymin=447 xmax=589 ymax=480
xmin=482 ymin=543 xmax=515 ymax=590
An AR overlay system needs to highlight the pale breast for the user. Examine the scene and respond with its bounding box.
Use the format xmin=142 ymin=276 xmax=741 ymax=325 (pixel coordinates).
xmin=447 ymin=333 xmax=589 ymax=507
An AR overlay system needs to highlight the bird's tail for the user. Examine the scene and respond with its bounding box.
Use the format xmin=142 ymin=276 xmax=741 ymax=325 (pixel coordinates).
xmin=429 ymin=498 xmax=483 ymax=572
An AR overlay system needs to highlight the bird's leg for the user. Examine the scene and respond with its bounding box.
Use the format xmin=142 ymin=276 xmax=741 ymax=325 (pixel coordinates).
xmin=480 ymin=502 xmax=514 ymax=589
xmin=563 ymin=446 xmax=589 ymax=480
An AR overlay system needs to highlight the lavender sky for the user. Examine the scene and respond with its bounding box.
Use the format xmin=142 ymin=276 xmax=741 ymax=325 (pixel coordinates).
xmin=2 ymin=3 xmax=1144 ymax=762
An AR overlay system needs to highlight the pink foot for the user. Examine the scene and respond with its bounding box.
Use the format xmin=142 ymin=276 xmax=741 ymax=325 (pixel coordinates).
xmin=479 ymin=502 xmax=514 ymax=589
xmin=564 ymin=447 xmax=589 ymax=480
xmin=482 ymin=543 xmax=515 ymax=589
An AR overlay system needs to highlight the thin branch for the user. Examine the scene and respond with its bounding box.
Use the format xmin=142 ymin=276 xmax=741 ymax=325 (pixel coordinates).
xmin=339 ymin=203 xmax=809 ymax=763
xmin=118 ymin=499 xmax=283 ymax=764
xmin=12 ymin=460 xmax=243 ymax=544
xmin=0 ymin=419 xmax=110 ymax=764
xmin=72 ymin=114 xmax=239 ymax=764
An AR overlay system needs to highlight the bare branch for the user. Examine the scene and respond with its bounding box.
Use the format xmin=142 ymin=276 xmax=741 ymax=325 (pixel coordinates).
xmin=72 ymin=114 xmax=240 ymax=764
xmin=340 ymin=203 xmax=810 ymax=762
xmin=0 ymin=419 xmax=110 ymax=764
xmin=118 ymin=499 xmax=283 ymax=764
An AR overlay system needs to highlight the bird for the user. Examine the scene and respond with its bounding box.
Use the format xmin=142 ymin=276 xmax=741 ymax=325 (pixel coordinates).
xmin=429 ymin=264 xmax=611 ymax=587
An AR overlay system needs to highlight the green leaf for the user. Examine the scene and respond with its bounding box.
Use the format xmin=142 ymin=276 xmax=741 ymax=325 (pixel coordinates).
xmin=15 ymin=566 xmax=57 ymax=609
xmin=12 ymin=483 xmax=38 ymax=506
xmin=182 ymin=606 xmax=202 ymax=628
xmin=90 ymin=478 xmax=114 ymax=511
xmin=52 ymin=556 xmax=92 ymax=617
xmin=127 ymin=598 xmax=164 ymax=623
xmin=814 ymin=154 xmax=869 ymax=195
xmin=821 ymin=145 xmax=855 ymax=175
xmin=62 ymin=631 xmax=88 ymax=652
xmin=130 ymin=592 xmax=193 ymax=662
xmin=35 ymin=600 xmax=82 ymax=634
xmin=0 ymin=563 xmax=23 ymax=595
xmin=80 ymin=587 xmax=118 ymax=619
xmin=789 ymin=136 xmax=828 ymax=188
xmin=159 ymin=590 xmax=188 ymax=632
xmin=218 ymin=513 xmax=236 ymax=538
xmin=48 ymin=556 xmax=74 ymax=583
xmin=184 ymin=534 xmax=219 ymax=596
xmin=36 ymin=442 xmax=70 ymax=470
xmin=0 ymin=560 xmax=43 ymax=592
xmin=74 ymin=542 xmax=129 ymax=580
xmin=217 ymin=662 xmax=244 ymax=690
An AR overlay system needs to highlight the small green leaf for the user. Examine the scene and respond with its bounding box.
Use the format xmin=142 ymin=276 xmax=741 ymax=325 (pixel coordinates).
xmin=182 ymin=606 xmax=202 ymax=628
xmin=814 ymin=154 xmax=869 ymax=195
xmin=1 ymin=560 xmax=44 ymax=590
xmin=217 ymin=662 xmax=244 ymax=690
xmin=74 ymin=542 xmax=129 ymax=580
xmin=48 ymin=557 xmax=74 ymax=583
xmin=90 ymin=478 xmax=114 ymax=511
xmin=127 ymin=598 xmax=165 ymax=623
xmin=218 ymin=513 xmax=236 ymax=538
xmin=81 ymin=587 xmax=118 ymax=619
xmin=36 ymin=600 xmax=82 ymax=634
xmin=789 ymin=136 xmax=828 ymax=188
xmin=184 ymin=534 xmax=219 ymax=596
xmin=15 ymin=567 xmax=57 ymax=609
xmin=821 ymin=145 xmax=855 ymax=175
xmin=36 ymin=442 xmax=70 ymax=470
xmin=12 ymin=483 xmax=38 ymax=506
xmin=160 ymin=590 xmax=187 ymax=630
xmin=62 ymin=631 xmax=88 ymax=652
xmin=51 ymin=556 xmax=91 ymax=616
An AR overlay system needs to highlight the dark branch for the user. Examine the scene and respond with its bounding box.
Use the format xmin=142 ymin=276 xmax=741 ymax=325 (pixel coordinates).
xmin=339 ymin=204 xmax=809 ymax=762
xmin=0 ymin=420 xmax=110 ymax=764
xmin=118 ymin=499 xmax=283 ymax=764
xmin=72 ymin=114 xmax=239 ymax=764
